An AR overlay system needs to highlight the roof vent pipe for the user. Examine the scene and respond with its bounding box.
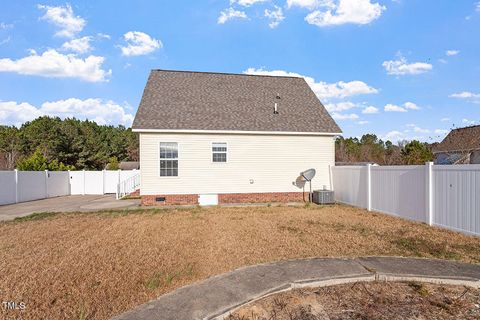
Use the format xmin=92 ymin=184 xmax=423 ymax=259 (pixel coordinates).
xmin=274 ymin=102 xmax=279 ymax=114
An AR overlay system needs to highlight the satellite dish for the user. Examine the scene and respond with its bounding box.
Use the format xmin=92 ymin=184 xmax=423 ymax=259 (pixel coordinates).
xmin=295 ymin=175 xmax=306 ymax=188
xmin=301 ymin=168 xmax=316 ymax=181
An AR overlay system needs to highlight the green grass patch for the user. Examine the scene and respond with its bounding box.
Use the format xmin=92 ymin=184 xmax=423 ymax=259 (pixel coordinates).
xmin=349 ymin=223 xmax=375 ymax=236
xmin=145 ymin=264 xmax=195 ymax=290
xmin=278 ymin=225 xmax=301 ymax=233
xmin=392 ymin=237 xmax=462 ymax=260
xmin=14 ymin=211 xmax=59 ymax=222
xmin=408 ymin=281 xmax=430 ymax=297
xmin=119 ymin=195 xmax=141 ymax=200
xmin=77 ymin=303 xmax=90 ymax=320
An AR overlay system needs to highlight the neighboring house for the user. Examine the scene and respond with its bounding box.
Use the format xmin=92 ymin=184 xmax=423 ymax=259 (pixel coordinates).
xmin=433 ymin=125 xmax=480 ymax=164
xmin=132 ymin=70 xmax=341 ymax=206
xmin=119 ymin=161 xmax=140 ymax=170
xmin=335 ymin=162 xmax=378 ymax=166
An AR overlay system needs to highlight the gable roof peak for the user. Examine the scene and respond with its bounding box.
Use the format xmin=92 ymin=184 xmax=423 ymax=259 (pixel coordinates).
xmin=433 ymin=125 xmax=480 ymax=153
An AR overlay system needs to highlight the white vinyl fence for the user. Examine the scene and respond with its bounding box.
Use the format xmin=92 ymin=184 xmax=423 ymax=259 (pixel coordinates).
xmin=332 ymin=163 xmax=480 ymax=237
xmin=0 ymin=169 xmax=140 ymax=206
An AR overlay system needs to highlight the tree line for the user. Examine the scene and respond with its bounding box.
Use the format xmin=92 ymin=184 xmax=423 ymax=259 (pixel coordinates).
xmin=0 ymin=116 xmax=138 ymax=170
xmin=335 ymin=134 xmax=434 ymax=165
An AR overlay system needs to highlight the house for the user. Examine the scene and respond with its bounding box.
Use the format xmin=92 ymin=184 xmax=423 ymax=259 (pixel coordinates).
xmin=119 ymin=161 xmax=140 ymax=170
xmin=433 ymin=125 xmax=480 ymax=164
xmin=132 ymin=70 xmax=341 ymax=206
xmin=335 ymin=162 xmax=378 ymax=166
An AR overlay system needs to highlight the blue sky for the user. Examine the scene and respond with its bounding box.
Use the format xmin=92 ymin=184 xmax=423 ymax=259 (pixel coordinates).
xmin=0 ymin=0 xmax=479 ymax=143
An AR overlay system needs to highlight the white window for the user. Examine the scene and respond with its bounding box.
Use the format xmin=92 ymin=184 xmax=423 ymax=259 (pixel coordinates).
xmin=212 ymin=142 xmax=227 ymax=163
xmin=160 ymin=142 xmax=178 ymax=176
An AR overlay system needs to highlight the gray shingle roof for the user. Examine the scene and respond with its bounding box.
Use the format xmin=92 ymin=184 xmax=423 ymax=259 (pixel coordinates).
xmin=433 ymin=125 xmax=480 ymax=153
xmin=132 ymin=70 xmax=341 ymax=134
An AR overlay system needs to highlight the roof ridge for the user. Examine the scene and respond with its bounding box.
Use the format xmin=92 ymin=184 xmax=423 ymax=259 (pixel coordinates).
xmin=451 ymin=124 xmax=480 ymax=131
xmin=151 ymin=69 xmax=303 ymax=79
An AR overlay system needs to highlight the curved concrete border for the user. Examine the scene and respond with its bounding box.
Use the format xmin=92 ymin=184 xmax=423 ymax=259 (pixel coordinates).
xmin=113 ymin=257 xmax=480 ymax=320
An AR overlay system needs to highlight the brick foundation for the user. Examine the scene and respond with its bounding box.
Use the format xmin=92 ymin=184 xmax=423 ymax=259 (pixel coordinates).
xmin=141 ymin=194 xmax=199 ymax=206
xmin=218 ymin=192 xmax=305 ymax=204
xmin=128 ymin=189 xmax=140 ymax=197
xmin=141 ymin=192 xmax=305 ymax=206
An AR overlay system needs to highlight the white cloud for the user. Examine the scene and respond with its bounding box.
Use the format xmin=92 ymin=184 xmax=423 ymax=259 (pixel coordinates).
xmin=305 ymin=0 xmax=385 ymax=27
xmin=450 ymin=91 xmax=480 ymax=104
xmin=0 ymin=36 xmax=10 ymax=46
xmin=0 ymin=49 xmax=111 ymax=82
xmin=440 ymin=117 xmax=450 ymax=122
xmin=384 ymin=104 xmax=407 ymax=112
xmin=265 ymin=6 xmax=285 ymax=28
xmin=230 ymin=0 xmax=267 ymax=6
xmin=0 ymin=22 xmax=13 ymax=30
xmin=362 ymin=106 xmax=379 ymax=114
xmin=411 ymin=126 xmax=430 ymax=134
xmin=120 ymin=31 xmax=162 ymax=56
xmin=450 ymin=91 xmax=480 ymax=99
xmin=97 ymin=33 xmax=111 ymax=39
xmin=382 ymin=56 xmax=432 ymax=75
xmin=0 ymin=101 xmax=43 ymax=126
xmin=0 ymin=98 xmax=133 ymax=127
xmin=357 ymin=120 xmax=370 ymax=125
xmin=434 ymin=129 xmax=449 ymax=135
xmin=287 ymin=0 xmax=335 ymax=10
xmin=476 ymin=1 xmax=480 ymax=12
xmin=383 ymin=125 xmax=440 ymax=143
xmin=446 ymin=50 xmax=459 ymax=56
xmin=331 ymin=112 xmax=359 ymax=120
xmin=324 ymin=101 xmax=356 ymax=112
xmin=218 ymin=8 xmax=248 ymax=24
xmin=383 ymin=130 xmax=405 ymax=142
xmin=316 ymin=80 xmax=378 ymax=99
xmin=41 ymin=98 xmax=134 ymax=126
xmin=244 ymin=68 xmax=378 ymax=100
xmin=326 ymin=102 xmax=380 ymax=116
xmin=462 ymin=118 xmax=476 ymax=125
xmin=61 ymin=36 xmax=92 ymax=53
xmin=404 ymin=101 xmax=420 ymax=110
xmin=38 ymin=4 xmax=85 ymax=38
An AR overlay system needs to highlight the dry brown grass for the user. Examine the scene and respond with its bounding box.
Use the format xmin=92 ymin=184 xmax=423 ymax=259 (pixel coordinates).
xmin=0 ymin=204 xmax=479 ymax=320
xmin=228 ymin=281 xmax=480 ymax=319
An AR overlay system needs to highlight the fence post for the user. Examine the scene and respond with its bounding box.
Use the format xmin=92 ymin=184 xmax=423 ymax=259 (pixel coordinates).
xmin=366 ymin=164 xmax=372 ymax=211
xmin=102 ymin=169 xmax=106 ymax=195
xmin=82 ymin=169 xmax=86 ymax=196
xmin=426 ymin=162 xmax=433 ymax=226
xmin=116 ymin=169 xmax=121 ymax=199
xmin=329 ymin=165 xmax=334 ymax=191
xmin=68 ymin=170 xmax=71 ymax=195
xmin=45 ymin=170 xmax=49 ymax=198
xmin=14 ymin=169 xmax=18 ymax=203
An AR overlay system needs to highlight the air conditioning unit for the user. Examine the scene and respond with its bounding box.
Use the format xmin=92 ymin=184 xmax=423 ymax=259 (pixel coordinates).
xmin=312 ymin=190 xmax=335 ymax=205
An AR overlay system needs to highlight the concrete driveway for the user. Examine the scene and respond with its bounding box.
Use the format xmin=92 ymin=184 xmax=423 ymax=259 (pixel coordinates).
xmin=0 ymin=195 xmax=140 ymax=221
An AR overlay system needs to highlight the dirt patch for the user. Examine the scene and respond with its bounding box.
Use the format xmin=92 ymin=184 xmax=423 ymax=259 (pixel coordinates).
xmin=227 ymin=281 xmax=480 ymax=320
xmin=0 ymin=205 xmax=479 ymax=319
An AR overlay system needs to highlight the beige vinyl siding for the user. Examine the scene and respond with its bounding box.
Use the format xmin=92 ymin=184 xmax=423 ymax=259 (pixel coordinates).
xmin=140 ymin=132 xmax=335 ymax=195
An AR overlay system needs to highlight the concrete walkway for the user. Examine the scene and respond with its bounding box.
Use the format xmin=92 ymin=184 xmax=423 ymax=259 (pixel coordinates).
xmin=113 ymin=256 xmax=480 ymax=320
xmin=0 ymin=195 xmax=140 ymax=221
